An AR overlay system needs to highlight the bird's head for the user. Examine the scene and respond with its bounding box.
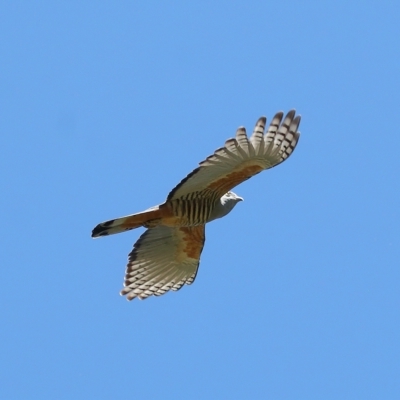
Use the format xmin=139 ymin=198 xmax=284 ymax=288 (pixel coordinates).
xmin=221 ymin=191 xmax=244 ymax=209
xmin=207 ymin=191 xmax=243 ymax=222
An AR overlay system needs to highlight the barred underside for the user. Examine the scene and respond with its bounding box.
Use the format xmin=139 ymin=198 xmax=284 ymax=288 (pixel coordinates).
xmin=169 ymin=192 xmax=219 ymax=225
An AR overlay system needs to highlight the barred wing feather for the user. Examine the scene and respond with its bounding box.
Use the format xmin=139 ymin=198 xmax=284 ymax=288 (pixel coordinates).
xmin=120 ymin=225 xmax=205 ymax=300
xmin=167 ymin=110 xmax=301 ymax=201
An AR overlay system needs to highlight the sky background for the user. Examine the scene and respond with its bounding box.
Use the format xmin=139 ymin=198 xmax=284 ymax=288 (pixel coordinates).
xmin=1 ymin=1 xmax=399 ymax=399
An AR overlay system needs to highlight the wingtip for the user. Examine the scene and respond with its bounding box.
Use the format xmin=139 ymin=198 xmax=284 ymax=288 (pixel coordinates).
xmin=120 ymin=287 xmax=143 ymax=301
xmin=285 ymin=109 xmax=296 ymax=119
xmin=120 ymin=287 xmax=132 ymax=299
xmin=290 ymin=115 xmax=302 ymax=132
xmin=255 ymin=116 xmax=267 ymax=128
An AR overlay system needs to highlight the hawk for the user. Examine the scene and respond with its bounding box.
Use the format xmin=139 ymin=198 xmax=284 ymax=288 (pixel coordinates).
xmin=92 ymin=110 xmax=301 ymax=300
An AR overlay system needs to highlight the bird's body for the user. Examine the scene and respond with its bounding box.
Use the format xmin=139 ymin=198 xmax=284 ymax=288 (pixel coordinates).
xmin=92 ymin=110 xmax=301 ymax=300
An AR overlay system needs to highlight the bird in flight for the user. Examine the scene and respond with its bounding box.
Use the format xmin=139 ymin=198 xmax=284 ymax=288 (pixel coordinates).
xmin=92 ymin=110 xmax=301 ymax=300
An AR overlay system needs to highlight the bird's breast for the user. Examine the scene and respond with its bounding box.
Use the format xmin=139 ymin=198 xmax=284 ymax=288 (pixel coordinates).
xmin=164 ymin=197 xmax=215 ymax=226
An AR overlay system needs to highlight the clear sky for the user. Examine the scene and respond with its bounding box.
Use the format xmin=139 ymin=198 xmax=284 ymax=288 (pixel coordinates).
xmin=1 ymin=1 xmax=399 ymax=399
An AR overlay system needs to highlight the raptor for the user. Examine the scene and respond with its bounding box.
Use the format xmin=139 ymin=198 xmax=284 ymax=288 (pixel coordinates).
xmin=92 ymin=110 xmax=301 ymax=300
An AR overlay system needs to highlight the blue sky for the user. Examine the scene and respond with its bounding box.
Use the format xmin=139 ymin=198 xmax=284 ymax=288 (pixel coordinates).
xmin=1 ymin=1 xmax=399 ymax=399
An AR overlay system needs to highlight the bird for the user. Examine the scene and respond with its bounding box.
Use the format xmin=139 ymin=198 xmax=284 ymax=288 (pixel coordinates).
xmin=92 ymin=110 xmax=301 ymax=300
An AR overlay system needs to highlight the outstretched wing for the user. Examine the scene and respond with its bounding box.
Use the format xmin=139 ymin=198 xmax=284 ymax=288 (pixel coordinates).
xmin=167 ymin=110 xmax=301 ymax=201
xmin=120 ymin=225 xmax=205 ymax=300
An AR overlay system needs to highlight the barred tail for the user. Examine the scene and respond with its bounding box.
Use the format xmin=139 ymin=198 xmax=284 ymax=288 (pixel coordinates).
xmin=91 ymin=206 xmax=162 ymax=238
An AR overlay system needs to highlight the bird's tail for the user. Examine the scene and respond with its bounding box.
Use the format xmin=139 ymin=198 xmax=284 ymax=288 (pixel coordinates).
xmin=91 ymin=205 xmax=162 ymax=238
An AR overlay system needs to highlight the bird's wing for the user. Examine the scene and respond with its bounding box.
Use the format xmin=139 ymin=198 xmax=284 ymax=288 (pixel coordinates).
xmin=120 ymin=225 xmax=205 ymax=300
xmin=167 ymin=110 xmax=300 ymax=201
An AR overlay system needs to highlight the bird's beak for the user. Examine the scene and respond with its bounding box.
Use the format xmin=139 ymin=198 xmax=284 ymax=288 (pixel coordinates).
xmin=237 ymin=196 xmax=244 ymax=202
